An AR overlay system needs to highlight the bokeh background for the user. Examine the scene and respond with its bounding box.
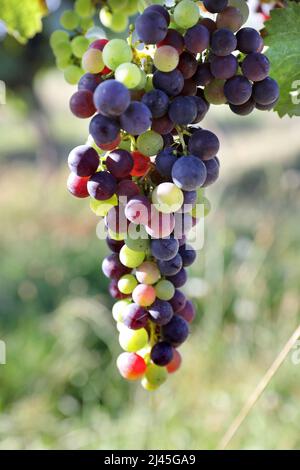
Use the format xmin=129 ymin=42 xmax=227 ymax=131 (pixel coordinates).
xmin=0 ymin=1 xmax=300 ymax=451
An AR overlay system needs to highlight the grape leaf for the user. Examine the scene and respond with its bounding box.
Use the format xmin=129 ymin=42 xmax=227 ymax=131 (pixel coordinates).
xmin=265 ymin=2 xmax=300 ymax=117
xmin=0 ymin=0 xmax=47 ymax=44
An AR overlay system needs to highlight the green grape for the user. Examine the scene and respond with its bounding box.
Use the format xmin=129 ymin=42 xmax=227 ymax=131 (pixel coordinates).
xmin=152 ymin=182 xmax=184 ymax=214
xmin=173 ymin=0 xmax=200 ymax=29
xmin=191 ymin=196 xmax=211 ymax=218
xmin=125 ymin=226 xmax=150 ymax=253
xmin=118 ymin=139 xmax=132 ymax=152
xmin=204 ymin=79 xmax=227 ymax=105
xmin=119 ymin=327 xmax=148 ymax=352
xmin=80 ymin=17 xmax=95 ymax=32
xmin=100 ymin=7 xmax=129 ymax=33
xmin=119 ymin=245 xmax=145 ymax=268
xmin=144 ymin=74 xmax=153 ymax=92
xmin=112 ymin=299 xmax=131 ymax=322
xmin=50 ymin=30 xmax=69 ymax=49
xmin=64 ymin=65 xmax=83 ymax=85
xmin=53 ymin=41 xmax=72 ymax=61
xmin=154 ymin=45 xmax=179 ymax=73
xmin=71 ymin=36 xmax=90 ymax=58
xmin=122 ymin=0 xmax=139 ymax=15
xmin=145 ymin=364 xmax=167 ymax=387
xmin=102 ymin=39 xmax=133 ymax=71
xmin=75 ymin=0 xmax=95 ymax=18
xmin=82 ymin=48 xmax=104 ymax=73
xmin=108 ymin=0 xmax=128 ymax=11
xmin=118 ymin=274 xmax=138 ymax=295
xmin=155 ymin=280 xmax=175 ymax=301
xmin=90 ymin=195 xmax=118 ymax=217
xmin=229 ymin=0 xmax=249 ymax=23
xmin=60 ymin=10 xmax=80 ymax=30
xmin=136 ymin=130 xmax=163 ymax=157
xmin=56 ymin=57 xmax=71 ymax=70
xmin=115 ymin=63 xmax=142 ymax=89
xmin=141 ymin=377 xmax=159 ymax=391
xmin=135 ymin=70 xmax=147 ymax=91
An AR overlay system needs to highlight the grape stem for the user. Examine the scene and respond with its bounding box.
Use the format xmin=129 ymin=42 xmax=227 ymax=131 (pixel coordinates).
xmin=175 ymin=126 xmax=187 ymax=154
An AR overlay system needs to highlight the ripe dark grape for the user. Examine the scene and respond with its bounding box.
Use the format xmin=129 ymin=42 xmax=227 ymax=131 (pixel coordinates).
xmin=166 ymin=349 xmax=182 ymax=373
xmin=68 ymin=145 xmax=99 ymax=177
xmin=184 ymin=24 xmax=210 ymax=54
xmin=255 ymin=100 xmax=278 ymax=111
xmin=241 ymin=53 xmax=270 ymax=82
xmin=67 ymin=173 xmax=89 ymax=198
xmin=87 ymin=171 xmax=117 ymax=200
xmin=69 ymin=90 xmax=96 ymax=119
xmin=210 ymin=54 xmax=238 ymax=80
xmin=106 ymin=236 xmax=124 ymax=254
xmin=148 ymin=300 xmax=174 ymax=325
xmin=93 ymin=79 xmax=130 ymax=117
xmin=102 ymin=253 xmax=130 ymax=279
xmin=117 ymin=179 xmax=140 ymax=199
xmin=151 ymin=341 xmax=173 ymax=366
xmin=179 ymin=244 xmax=197 ymax=267
xmin=152 ymin=114 xmax=174 ymax=135
xmin=191 ymin=96 xmax=209 ymax=123
xmin=89 ymin=114 xmax=120 ymax=145
xmin=158 ymin=254 xmax=183 ymax=276
xmin=142 ymin=89 xmax=169 ymax=118
xmin=169 ymin=289 xmax=186 ymax=313
xmin=120 ymin=102 xmax=152 ymax=136
xmin=158 ymin=29 xmax=185 ymax=54
xmin=168 ymin=96 xmax=198 ymax=125
xmin=252 ymin=77 xmax=280 ymax=105
xmin=172 ymin=155 xmax=207 ymax=191
xmin=181 ymin=79 xmax=198 ymax=97
xmin=153 ymin=69 xmax=184 ymax=97
xmin=151 ymin=237 xmax=179 ymax=261
xmin=155 ymin=149 xmax=177 ymax=179
xmin=178 ymin=300 xmax=196 ymax=323
xmin=162 ymin=315 xmax=189 ymax=347
xmin=236 ymin=27 xmax=263 ymax=54
xmin=224 ymin=76 xmax=252 ymax=105
xmin=144 ymin=5 xmax=170 ymax=25
xmin=200 ymin=18 xmax=217 ymax=34
xmin=188 ymin=129 xmax=220 ymax=160
xmin=106 ymin=150 xmax=134 ymax=179
xmin=135 ymin=11 xmax=168 ymax=45
xmin=203 ymin=157 xmax=220 ymax=187
xmin=183 ymin=190 xmax=197 ymax=208
xmin=177 ymin=52 xmax=198 ymax=79
xmin=193 ymin=62 xmax=214 ymax=86
xmin=204 ymin=0 xmax=229 ymax=13
xmin=211 ymin=28 xmax=237 ymax=57
xmin=216 ymin=6 xmax=244 ymax=32
xmin=229 ymin=98 xmax=256 ymax=115
xmin=166 ymin=268 xmax=187 ymax=288
xmin=78 ymin=73 xmax=102 ymax=93
xmin=122 ymin=303 xmax=148 ymax=330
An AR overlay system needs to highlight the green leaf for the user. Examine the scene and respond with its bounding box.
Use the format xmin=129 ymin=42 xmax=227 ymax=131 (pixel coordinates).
xmin=265 ymin=2 xmax=300 ymax=117
xmin=0 ymin=0 xmax=47 ymax=44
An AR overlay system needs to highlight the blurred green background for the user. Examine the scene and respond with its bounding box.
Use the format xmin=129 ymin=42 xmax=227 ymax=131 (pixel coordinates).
xmin=0 ymin=6 xmax=300 ymax=451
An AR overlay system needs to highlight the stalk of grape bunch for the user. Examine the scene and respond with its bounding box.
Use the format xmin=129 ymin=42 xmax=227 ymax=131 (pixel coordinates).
xmin=53 ymin=0 xmax=279 ymax=390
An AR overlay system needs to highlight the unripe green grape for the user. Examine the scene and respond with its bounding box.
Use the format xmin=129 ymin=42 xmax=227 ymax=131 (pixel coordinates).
xmin=80 ymin=17 xmax=95 ymax=32
xmin=122 ymin=0 xmax=139 ymax=15
xmin=53 ymin=41 xmax=72 ymax=61
xmin=75 ymin=0 xmax=95 ymax=18
xmin=102 ymin=39 xmax=133 ymax=71
xmin=154 ymin=46 xmax=179 ymax=73
xmin=174 ymin=0 xmax=200 ymax=29
xmin=204 ymin=79 xmax=227 ymax=105
xmin=71 ymin=36 xmax=90 ymax=58
xmin=138 ymin=0 xmax=164 ymax=13
xmin=100 ymin=7 xmax=128 ymax=33
xmin=108 ymin=0 xmax=128 ymax=11
xmin=118 ymin=274 xmax=138 ymax=294
xmin=125 ymin=227 xmax=150 ymax=253
xmin=82 ymin=48 xmax=104 ymax=73
xmin=137 ymin=131 xmax=163 ymax=157
xmin=115 ymin=63 xmax=142 ymax=89
xmin=64 ymin=65 xmax=83 ymax=85
xmin=141 ymin=377 xmax=159 ymax=391
xmin=152 ymin=183 xmax=184 ymax=214
xmin=191 ymin=196 xmax=211 ymax=218
xmin=145 ymin=364 xmax=167 ymax=386
xmin=155 ymin=280 xmax=175 ymax=301
xmin=60 ymin=10 xmax=80 ymax=30
xmin=119 ymin=245 xmax=145 ymax=268
xmin=50 ymin=30 xmax=69 ymax=49
xmin=56 ymin=57 xmax=71 ymax=70
xmin=135 ymin=70 xmax=147 ymax=91
xmin=113 ymin=299 xmax=131 ymax=322
xmin=118 ymin=139 xmax=132 ymax=152
xmin=90 ymin=195 xmax=118 ymax=217
xmin=119 ymin=327 xmax=148 ymax=352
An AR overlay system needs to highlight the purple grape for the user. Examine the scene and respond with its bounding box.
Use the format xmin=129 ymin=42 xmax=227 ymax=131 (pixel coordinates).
xmin=148 ymin=300 xmax=174 ymax=325
xmin=181 ymin=79 xmax=197 ymax=97
xmin=106 ymin=150 xmax=134 ymax=179
xmin=158 ymin=29 xmax=185 ymax=54
xmin=177 ymin=52 xmax=198 ymax=79
xmin=183 ymin=190 xmax=197 ymax=208
xmin=68 ymin=145 xmax=99 ymax=177
xmin=102 ymin=253 xmax=130 ymax=279
xmin=117 ymin=180 xmax=140 ymax=200
xmin=255 ymin=99 xmax=278 ymax=111
xmin=202 ymin=157 xmax=220 ymax=187
xmin=167 ymin=268 xmax=187 ymax=288
xmin=204 ymin=0 xmax=228 ymax=13
xmin=168 ymin=96 xmax=198 ymax=125
xmin=229 ymin=98 xmax=255 ymax=115
xmin=122 ymin=303 xmax=148 ymax=330
xmin=93 ymin=80 xmax=130 ymax=117
xmin=135 ymin=11 xmax=168 ymax=45
xmin=152 ymin=114 xmax=174 ymax=135
xmin=224 ymin=76 xmax=252 ymax=105
xmin=178 ymin=300 xmax=196 ymax=323
xmin=172 ymin=155 xmax=207 ymax=191
xmin=169 ymin=289 xmax=186 ymax=313
xmin=120 ymin=102 xmax=152 ymax=136
xmin=190 ymin=96 xmax=209 ymax=123
xmin=155 ymin=149 xmax=177 ymax=179
xmin=163 ymin=133 xmax=174 ymax=149
xmin=106 ymin=236 xmax=124 ymax=253
xmin=87 ymin=171 xmax=117 ymax=200
xmin=252 ymin=77 xmax=279 ymax=105
xmin=151 ymin=237 xmax=179 ymax=261
xmin=69 ymin=90 xmax=96 ymax=119
xmin=151 ymin=341 xmax=174 ymax=366
xmin=193 ymin=62 xmax=214 ymax=86
xmin=241 ymin=53 xmax=270 ymax=82
xmin=236 ymin=28 xmax=263 ymax=54
xmin=211 ymin=28 xmax=237 ymax=57
xmin=162 ymin=315 xmax=189 ymax=347
xmin=153 ymin=69 xmax=184 ymax=96
xmin=142 ymin=89 xmax=169 ymax=118
xmin=158 ymin=254 xmax=183 ymax=276
xmin=144 ymin=5 xmax=170 ymax=25
xmin=188 ymin=129 xmax=220 ymax=160
xmin=179 ymin=244 xmax=197 ymax=267
xmin=210 ymin=54 xmax=238 ymax=80
xmin=184 ymin=24 xmax=210 ymax=54
xmin=78 ymin=73 xmax=102 ymax=93
xmin=89 ymin=114 xmax=120 ymax=145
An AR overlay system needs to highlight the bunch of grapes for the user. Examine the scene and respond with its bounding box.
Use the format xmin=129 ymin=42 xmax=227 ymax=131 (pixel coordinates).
xmin=57 ymin=0 xmax=279 ymax=390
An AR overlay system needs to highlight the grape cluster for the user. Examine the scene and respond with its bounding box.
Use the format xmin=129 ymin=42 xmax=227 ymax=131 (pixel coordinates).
xmin=58 ymin=0 xmax=279 ymax=390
